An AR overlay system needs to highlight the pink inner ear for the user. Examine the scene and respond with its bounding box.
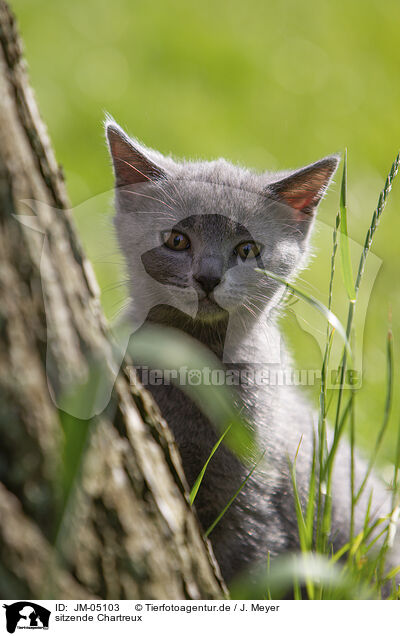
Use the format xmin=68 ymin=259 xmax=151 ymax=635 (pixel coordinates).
xmin=284 ymin=191 xmax=318 ymax=212
xmin=272 ymin=163 xmax=336 ymax=214
xmin=107 ymin=126 xmax=165 ymax=187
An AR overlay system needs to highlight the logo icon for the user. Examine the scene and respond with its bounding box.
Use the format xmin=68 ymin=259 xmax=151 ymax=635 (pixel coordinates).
xmin=2 ymin=603 xmax=50 ymax=634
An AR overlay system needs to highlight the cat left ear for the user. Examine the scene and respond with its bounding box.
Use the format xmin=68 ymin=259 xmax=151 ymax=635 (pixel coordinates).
xmin=268 ymin=155 xmax=340 ymax=215
xmin=106 ymin=120 xmax=167 ymax=188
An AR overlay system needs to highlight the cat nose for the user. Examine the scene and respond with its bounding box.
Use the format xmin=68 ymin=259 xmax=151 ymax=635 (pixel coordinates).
xmin=195 ymin=273 xmax=221 ymax=293
xmin=194 ymin=257 xmax=223 ymax=294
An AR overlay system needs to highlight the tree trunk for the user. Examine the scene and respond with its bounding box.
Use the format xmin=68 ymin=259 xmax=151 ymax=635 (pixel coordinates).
xmin=0 ymin=0 xmax=225 ymax=600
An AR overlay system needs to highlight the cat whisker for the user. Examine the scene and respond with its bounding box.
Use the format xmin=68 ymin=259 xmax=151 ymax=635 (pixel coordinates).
xmin=132 ymin=213 xmax=179 ymax=225
xmin=115 ymin=157 xmax=178 ymax=206
xmin=123 ymin=189 xmax=176 ymax=212
xmin=116 ymin=157 xmax=155 ymax=183
xmin=243 ymin=298 xmax=262 ymax=318
xmin=277 ymin=222 xmax=306 ymax=236
xmin=114 ymin=157 xmax=185 ymax=213
xmin=93 ymin=257 xmax=126 ymax=266
xmin=237 ymin=308 xmax=253 ymax=338
xmin=243 ymin=304 xmax=257 ymax=319
xmin=109 ymin=298 xmax=132 ymax=322
xmin=252 ymin=292 xmax=273 ymax=305
xmin=164 ymin=179 xmax=187 ymax=213
xmin=102 ymin=279 xmax=131 ymax=294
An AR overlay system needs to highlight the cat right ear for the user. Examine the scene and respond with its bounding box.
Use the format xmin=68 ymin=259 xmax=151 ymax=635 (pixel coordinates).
xmin=267 ymin=155 xmax=340 ymax=216
xmin=106 ymin=120 xmax=167 ymax=188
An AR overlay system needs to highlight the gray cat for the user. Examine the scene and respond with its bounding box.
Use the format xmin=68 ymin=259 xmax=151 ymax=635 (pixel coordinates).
xmin=106 ymin=119 xmax=399 ymax=592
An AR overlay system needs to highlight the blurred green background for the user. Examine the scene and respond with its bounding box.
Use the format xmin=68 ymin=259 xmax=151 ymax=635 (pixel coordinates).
xmin=13 ymin=0 xmax=400 ymax=464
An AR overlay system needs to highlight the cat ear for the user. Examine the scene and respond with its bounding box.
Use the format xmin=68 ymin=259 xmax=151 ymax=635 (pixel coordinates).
xmin=267 ymin=155 xmax=340 ymax=215
xmin=106 ymin=120 xmax=167 ymax=188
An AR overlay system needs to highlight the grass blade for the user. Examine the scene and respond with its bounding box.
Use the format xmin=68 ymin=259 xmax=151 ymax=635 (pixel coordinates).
xmin=288 ymin=437 xmax=316 ymax=598
xmin=316 ymin=213 xmax=339 ymax=551
xmin=305 ymin=432 xmax=317 ymax=546
xmin=190 ymin=424 xmax=232 ymax=505
xmin=354 ymin=326 xmax=394 ymax=505
xmin=355 ymin=153 xmax=400 ymax=294
xmin=205 ymin=449 xmax=267 ymax=538
xmin=255 ymin=268 xmax=352 ymax=359
xmin=333 ymin=153 xmax=399 ymax=462
xmin=339 ymin=149 xmax=356 ymax=302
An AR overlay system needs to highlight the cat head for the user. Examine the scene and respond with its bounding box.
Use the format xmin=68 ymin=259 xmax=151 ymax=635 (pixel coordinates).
xmin=106 ymin=119 xmax=339 ymax=326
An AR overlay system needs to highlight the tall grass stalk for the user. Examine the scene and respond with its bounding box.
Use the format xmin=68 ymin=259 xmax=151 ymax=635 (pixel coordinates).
xmin=318 ymin=154 xmax=400 ymax=578
xmin=316 ymin=210 xmax=340 ymax=552
xmin=190 ymin=424 xmax=232 ymax=505
xmin=333 ymin=153 xmax=400 ymax=436
xmin=286 ymin=152 xmax=399 ymax=598
xmin=354 ymin=327 xmax=394 ymax=506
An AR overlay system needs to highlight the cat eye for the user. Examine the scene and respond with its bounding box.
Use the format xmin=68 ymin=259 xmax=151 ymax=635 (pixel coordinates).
xmin=162 ymin=230 xmax=191 ymax=251
xmin=235 ymin=241 xmax=261 ymax=260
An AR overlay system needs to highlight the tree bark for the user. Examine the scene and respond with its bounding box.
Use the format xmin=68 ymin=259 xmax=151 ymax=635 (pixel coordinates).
xmin=0 ymin=0 xmax=225 ymax=600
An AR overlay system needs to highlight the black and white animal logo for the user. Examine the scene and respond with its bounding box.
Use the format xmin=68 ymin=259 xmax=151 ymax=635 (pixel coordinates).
xmin=2 ymin=602 xmax=50 ymax=634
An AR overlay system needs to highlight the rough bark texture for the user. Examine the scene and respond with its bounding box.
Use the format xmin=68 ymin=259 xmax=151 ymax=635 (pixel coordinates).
xmin=0 ymin=0 xmax=226 ymax=600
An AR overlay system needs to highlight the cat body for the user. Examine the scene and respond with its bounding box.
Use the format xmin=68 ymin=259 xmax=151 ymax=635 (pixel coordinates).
xmin=106 ymin=120 xmax=398 ymax=586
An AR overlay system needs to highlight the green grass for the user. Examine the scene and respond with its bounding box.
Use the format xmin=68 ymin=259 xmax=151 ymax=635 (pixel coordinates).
xmin=190 ymin=424 xmax=232 ymax=505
